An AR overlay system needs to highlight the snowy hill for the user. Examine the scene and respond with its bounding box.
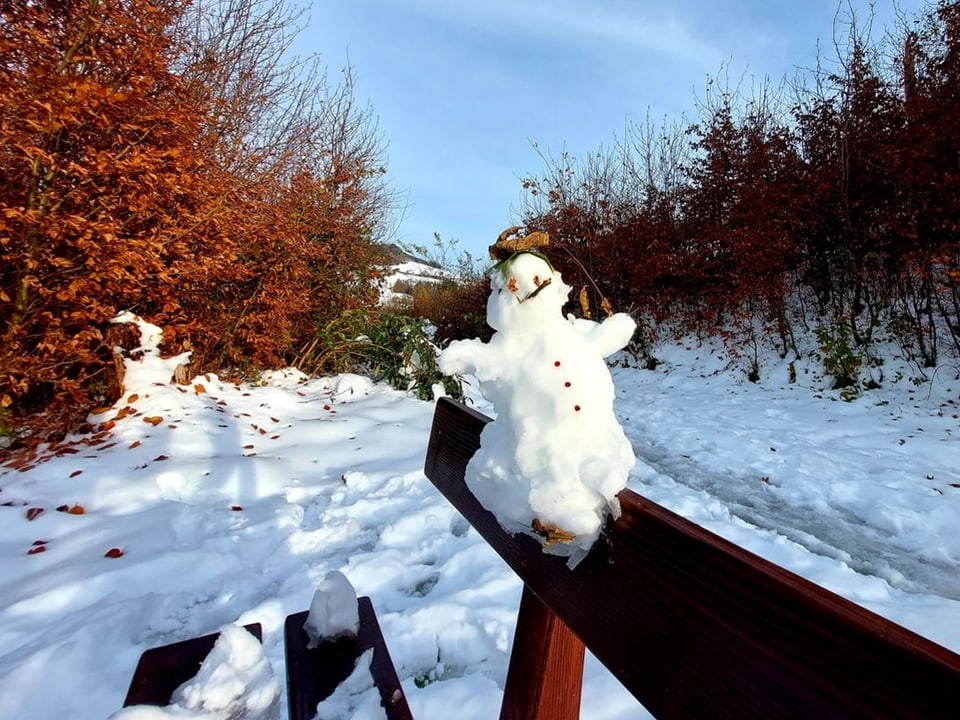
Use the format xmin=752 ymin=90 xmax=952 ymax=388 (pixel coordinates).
xmin=376 ymin=244 xmax=452 ymax=309
xmin=1 ymin=317 xmax=959 ymax=719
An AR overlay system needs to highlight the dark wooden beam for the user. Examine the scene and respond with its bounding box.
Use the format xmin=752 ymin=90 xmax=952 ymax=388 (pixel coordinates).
xmin=425 ymin=397 xmax=960 ymax=719
xmin=285 ymin=597 xmax=412 ymax=720
xmin=499 ymin=585 xmax=585 ymax=720
xmin=123 ymin=624 xmax=263 ymax=707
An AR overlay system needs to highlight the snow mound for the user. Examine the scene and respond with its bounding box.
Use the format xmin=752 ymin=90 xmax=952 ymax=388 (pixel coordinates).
xmin=110 ymin=624 xmax=279 ymax=720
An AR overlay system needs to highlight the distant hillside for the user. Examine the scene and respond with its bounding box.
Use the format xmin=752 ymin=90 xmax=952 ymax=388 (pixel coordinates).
xmin=377 ymin=244 xmax=454 ymax=309
xmin=377 ymin=243 xmax=442 ymax=269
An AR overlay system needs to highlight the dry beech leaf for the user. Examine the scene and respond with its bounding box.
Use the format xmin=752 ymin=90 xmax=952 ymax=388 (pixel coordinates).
xmin=67 ymin=504 xmax=85 ymax=515
xmin=69 ymin=470 xmax=82 ymax=478
xmin=194 ymin=384 xmax=206 ymax=394
xmin=104 ymin=547 xmax=124 ymax=558
xmin=26 ymin=507 xmax=43 ymax=521
xmin=143 ymin=416 xmax=163 ymax=426
xmin=153 ymin=455 xmax=168 ymax=462
xmin=127 ymin=394 xmax=139 ymax=403
xmin=128 ymin=440 xmax=141 ymax=449
xmin=242 ymin=444 xmax=254 ymax=449
xmin=270 ymin=417 xmax=279 ymax=423
xmin=230 ymin=505 xmax=243 ymax=511
xmin=27 ymin=545 xmax=46 ymax=555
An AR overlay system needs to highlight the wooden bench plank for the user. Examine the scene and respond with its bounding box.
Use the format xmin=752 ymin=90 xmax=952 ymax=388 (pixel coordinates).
xmin=123 ymin=623 xmax=263 ymax=707
xmin=425 ymin=396 xmax=960 ymax=719
xmin=284 ymin=596 xmax=413 ymax=720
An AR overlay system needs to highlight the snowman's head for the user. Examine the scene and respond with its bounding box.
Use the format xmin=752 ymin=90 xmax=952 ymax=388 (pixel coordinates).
xmin=487 ymin=252 xmax=571 ymax=331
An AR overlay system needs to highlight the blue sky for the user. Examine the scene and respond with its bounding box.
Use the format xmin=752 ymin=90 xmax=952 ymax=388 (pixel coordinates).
xmin=302 ymin=1 xmax=925 ymax=261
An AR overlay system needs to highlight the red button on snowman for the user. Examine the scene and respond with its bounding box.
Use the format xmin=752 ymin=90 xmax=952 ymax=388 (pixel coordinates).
xmin=439 ymin=234 xmax=636 ymax=563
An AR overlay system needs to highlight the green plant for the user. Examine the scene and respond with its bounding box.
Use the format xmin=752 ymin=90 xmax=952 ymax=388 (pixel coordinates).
xmin=815 ymin=322 xmax=864 ymax=397
xmin=296 ymin=310 xmax=462 ymax=401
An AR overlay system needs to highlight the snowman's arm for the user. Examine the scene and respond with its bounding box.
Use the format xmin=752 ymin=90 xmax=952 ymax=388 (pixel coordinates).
xmin=438 ymin=338 xmax=494 ymax=379
xmin=574 ymin=313 xmax=636 ymax=357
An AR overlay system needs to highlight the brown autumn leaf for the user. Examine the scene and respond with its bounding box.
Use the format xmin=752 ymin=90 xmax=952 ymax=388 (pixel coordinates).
xmin=104 ymin=547 xmax=124 ymax=558
xmin=579 ymin=286 xmax=592 ymax=319
xmin=230 ymin=505 xmax=243 ymax=511
xmin=127 ymin=393 xmax=139 ymax=403
xmin=531 ymin=518 xmax=576 ymax=547
xmin=128 ymin=440 xmax=141 ymax=449
xmin=67 ymin=504 xmax=85 ymax=515
xmin=143 ymin=416 xmax=163 ymax=426
xmin=153 ymin=455 xmax=169 ymax=462
xmin=26 ymin=507 xmax=44 ymax=521
xmin=194 ymin=384 xmax=206 ymax=394
xmin=27 ymin=545 xmax=47 ymax=555
xmin=69 ymin=470 xmax=83 ymax=478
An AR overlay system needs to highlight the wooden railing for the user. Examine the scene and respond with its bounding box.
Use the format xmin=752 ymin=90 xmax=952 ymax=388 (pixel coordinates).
xmin=424 ymin=397 xmax=960 ymax=720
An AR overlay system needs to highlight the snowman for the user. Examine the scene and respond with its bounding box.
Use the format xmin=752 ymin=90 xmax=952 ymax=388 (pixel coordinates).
xmin=439 ymin=249 xmax=636 ymax=561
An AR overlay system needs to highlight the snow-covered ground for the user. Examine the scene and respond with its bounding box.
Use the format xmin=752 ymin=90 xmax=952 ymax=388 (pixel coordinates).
xmin=1 ymin=318 xmax=959 ymax=720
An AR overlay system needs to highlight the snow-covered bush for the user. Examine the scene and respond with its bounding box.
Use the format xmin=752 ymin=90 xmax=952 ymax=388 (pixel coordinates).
xmin=298 ymin=309 xmax=461 ymax=401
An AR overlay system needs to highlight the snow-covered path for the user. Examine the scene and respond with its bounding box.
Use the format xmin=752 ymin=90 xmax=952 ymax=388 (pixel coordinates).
xmin=1 ymin=328 xmax=959 ymax=719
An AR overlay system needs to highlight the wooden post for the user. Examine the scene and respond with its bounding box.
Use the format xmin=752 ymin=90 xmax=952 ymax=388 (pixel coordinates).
xmin=500 ymin=585 xmax=585 ymax=720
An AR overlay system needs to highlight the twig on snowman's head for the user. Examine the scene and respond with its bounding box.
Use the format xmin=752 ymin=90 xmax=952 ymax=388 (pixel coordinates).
xmin=557 ymin=245 xmax=614 ymax=318
xmin=517 ymin=278 xmax=552 ymax=303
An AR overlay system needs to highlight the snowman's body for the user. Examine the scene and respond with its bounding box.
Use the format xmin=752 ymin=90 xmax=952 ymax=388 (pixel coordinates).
xmin=439 ymin=252 xmax=636 ymax=557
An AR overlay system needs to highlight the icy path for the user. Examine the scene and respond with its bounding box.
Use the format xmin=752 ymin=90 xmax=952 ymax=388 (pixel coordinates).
xmin=610 ymin=345 xmax=960 ymax=653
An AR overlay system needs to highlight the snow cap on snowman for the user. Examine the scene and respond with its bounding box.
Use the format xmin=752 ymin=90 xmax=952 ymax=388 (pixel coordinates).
xmin=439 ymin=228 xmax=637 ymax=565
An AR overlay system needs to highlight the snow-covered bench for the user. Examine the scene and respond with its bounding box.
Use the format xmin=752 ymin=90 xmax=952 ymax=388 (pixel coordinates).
xmin=121 ymin=599 xmax=412 ymax=720
xmin=424 ymin=396 xmax=960 ymax=719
